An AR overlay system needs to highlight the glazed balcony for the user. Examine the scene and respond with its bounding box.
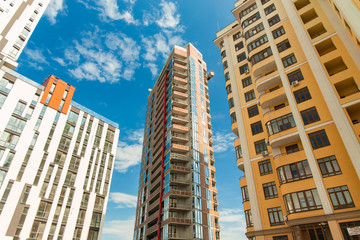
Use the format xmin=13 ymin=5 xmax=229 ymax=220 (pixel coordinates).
xmin=172 ymin=107 xmax=188 ymax=116
xmin=172 ymin=98 xmax=188 ymax=108
xmin=171 ymin=124 xmax=189 ymax=133
xmin=259 ymin=86 xmax=286 ymax=109
xmin=263 ymin=105 xmax=291 ymax=124
xmin=255 ymin=70 xmax=281 ymax=93
xmin=231 ymin=122 xmax=239 ymax=136
xmin=253 ymin=56 xmax=277 ymax=82
xmin=266 ymin=112 xmax=299 ymax=147
xmin=273 ymin=149 xmax=306 ymax=169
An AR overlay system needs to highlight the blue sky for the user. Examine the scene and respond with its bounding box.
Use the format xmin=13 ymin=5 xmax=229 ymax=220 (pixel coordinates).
xmin=17 ymin=0 xmax=247 ymax=239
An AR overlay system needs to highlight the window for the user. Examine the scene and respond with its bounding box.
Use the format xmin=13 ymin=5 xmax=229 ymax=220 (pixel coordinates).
xmin=287 ymin=69 xmax=304 ymax=84
xmin=0 ymin=131 xmax=20 ymax=149
xmin=268 ymin=207 xmax=284 ymax=226
xmin=1 ymin=181 xmax=13 ymax=201
xmin=328 ymin=186 xmax=354 ymax=209
xmin=272 ymin=26 xmax=286 ymax=39
xmin=240 ymin=2 xmax=257 ymax=20
xmin=273 ymin=236 xmax=288 ymax=240
xmin=226 ymin=85 xmax=232 ymax=94
xmin=223 ymin=60 xmax=228 ymax=70
xmin=58 ymin=137 xmax=71 ymax=151
xmin=266 ymin=113 xmax=296 ymax=135
xmin=237 ymin=52 xmax=247 ymax=63
xmin=14 ymin=101 xmax=26 ymax=115
xmin=67 ymin=111 xmax=79 ymax=124
xmin=241 ymin=186 xmax=249 ymax=202
xmin=248 ymin=105 xmax=259 ymax=118
xmin=301 ymin=107 xmax=320 ymax=125
xmin=235 ymin=42 xmax=244 ymax=51
xmin=228 ymin=98 xmax=234 ymax=108
xmin=29 ymin=221 xmax=46 ymax=239
xmin=221 ymin=50 xmax=226 ymax=59
xmin=308 ymin=130 xmax=330 ymax=149
xmin=283 ymin=189 xmax=322 ymax=214
xmin=261 ymin=0 xmax=270 ymax=4
xmin=264 ymin=4 xmax=276 ymax=15
xmin=235 ymin=145 xmax=242 ymax=158
xmin=245 ymin=90 xmax=256 ymax=102
xmin=233 ymin=31 xmax=241 ymax=41
xmin=231 ymin=112 xmax=237 ymax=123
xmin=0 ymin=78 xmax=13 ymax=93
xmin=225 ymin=72 xmax=230 ymax=81
xmin=255 ymin=139 xmax=267 ymax=154
xmin=268 ymin=14 xmax=280 ymax=27
xmin=245 ymin=210 xmax=253 ymax=227
xmin=277 ymin=160 xmax=312 ymax=184
xmin=36 ymin=201 xmax=52 ymax=218
xmin=259 ymin=159 xmax=272 ymax=175
xmin=239 ymin=64 xmax=249 ymax=75
xmin=245 ymin=23 xmax=264 ymax=40
xmin=247 ymin=34 xmax=268 ymax=53
xmin=277 ymin=39 xmax=291 ymax=53
xmin=242 ymin=12 xmax=261 ymax=29
xmin=250 ymin=47 xmax=273 ymax=65
xmin=317 ymin=155 xmax=341 ymax=177
xmin=282 ymin=53 xmax=297 ymax=68
xmin=263 ymin=182 xmax=278 ymax=199
xmin=0 ymin=93 xmax=7 ymax=108
xmin=294 ymin=87 xmax=311 ymax=103
xmin=21 ymin=186 xmax=31 ymax=203
xmin=285 ymin=144 xmax=299 ymax=154
xmin=6 ymin=116 xmax=26 ymax=133
xmin=242 ymin=77 xmax=252 ymax=88
xmin=64 ymin=172 xmax=77 ymax=186
xmin=251 ymin=121 xmax=263 ymax=135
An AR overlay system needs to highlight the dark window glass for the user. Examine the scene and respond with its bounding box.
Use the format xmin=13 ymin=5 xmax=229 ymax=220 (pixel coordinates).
xmin=268 ymin=207 xmax=284 ymax=226
xmin=268 ymin=14 xmax=280 ymax=27
xmin=242 ymin=12 xmax=261 ymax=29
xmin=277 ymin=160 xmax=312 ymax=184
xmin=245 ymin=90 xmax=256 ymax=102
xmin=277 ymin=39 xmax=291 ymax=52
xmin=221 ymin=50 xmax=226 ymax=59
xmin=245 ymin=210 xmax=253 ymax=227
xmin=255 ymin=139 xmax=267 ymax=154
xmin=317 ymin=155 xmax=341 ymax=177
xmin=328 ymin=186 xmax=355 ymax=210
xmin=247 ymin=34 xmax=268 ymax=53
xmin=248 ymin=105 xmax=259 ymax=118
xmin=237 ymin=52 xmax=247 ymax=63
xmin=294 ymin=87 xmax=311 ymax=103
xmin=274 ymin=103 xmax=285 ymax=110
xmin=225 ymin=72 xmax=230 ymax=81
xmin=251 ymin=121 xmax=263 ymax=135
xmin=240 ymin=3 xmax=257 ymax=20
xmin=282 ymin=53 xmax=297 ymax=67
xmin=235 ymin=145 xmax=242 ymax=158
xmin=285 ymin=144 xmax=299 ymax=154
xmin=250 ymin=47 xmax=273 ymax=65
xmin=239 ymin=64 xmax=249 ymax=75
xmin=223 ymin=60 xmax=228 ymax=70
xmin=242 ymin=77 xmax=252 ymax=88
xmin=308 ymin=130 xmax=330 ymax=149
xmin=261 ymin=0 xmax=270 ymax=4
xmin=266 ymin=113 xmax=296 ymax=135
xmin=228 ymin=98 xmax=234 ymax=108
xmin=233 ymin=31 xmax=242 ymax=41
xmin=245 ymin=23 xmax=264 ymax=40
xmin=263 ymin=182 xmax=278 ymax=199
xmin=283 ymin=189 xmax=322 ymax=214
xmin=287 ymin=69 xmax=304 ymax=84
xmin=273 ymin=236 xmax=288 ymax=240
xmin=272 ymin=26 xmax=286 ymax=39
xmin=226 ymin=85 xmax=232 ymax=95
xmin=259 ymin=159 xmax=272 ymax=175
xmin=241 ymin=186 xmax=249 ymax=202
xmin=301 ymin=107 xmax=320 ymax=125
xmin=230 ymin=112 xmax=237 ymax=123
xmin=235 ymin=42 xmax=244 ymax=51
xmin=264 ymin=4 xmax=276 ymax=15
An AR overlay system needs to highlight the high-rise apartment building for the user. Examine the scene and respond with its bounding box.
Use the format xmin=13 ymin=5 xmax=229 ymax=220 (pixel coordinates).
xmin=0 ymin=0 xmax=51 ymax=69
xmin=214 ymin=0 xmax=360 ymax=239
xmin=133 ymin=43 xmax=219 ymax=240
xmin=0 ymin=72 xmax=119 ymax=239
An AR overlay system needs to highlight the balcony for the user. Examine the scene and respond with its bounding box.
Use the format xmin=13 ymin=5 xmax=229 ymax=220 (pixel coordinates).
xmin=172 ymin=133 xmax=188 ymax=143
xmin=173 ymin=84 xmax=188 ymax=93
xmin=259 ymin=86 xmax=286 ymax=109
xmin=171 ymin=124 xmax=189 ymax=133
xmin=170 ymin=153 xmax=189 ymax=163
xmin=170 ymin=176 xmax=190 ymax=185
xmin=255 ymin=71 xmax=281 ymax=93
xmin=173 ymin=76 xmax=188 ymax=85
xmin=173 ymin=63 xmax=187 ymax=72
xmin=253 ymin=55 xmax=276 ymax=80
xmin=207 ymin=106 xmax=211 ymax=113
xmin=168 ymin=189 xmax=191 ymax=198
xmin=273 ymin=149 xmax=306 ymax=167
xmin=263 ymin=105 xmax=291 ymax=124
xmin=172 ymin=98 xmax=188 ymax=107
xmin=266 ymin=112 xmax=300 ymax=147
xmin=209 ymin=138 xmax=213 ymax=146
xmin=174 ymin=70 xmax=187 ymax=79
xmin=169 ymin=204 xmax=191 ymax=211
xmin=208 ymin=121 xmax=212 ymax=129
xmin=173 ymin=107 xmax=188 ymax=116
xmin=171 ymin=143 xmax=190 ymax=153
xmin=172 ymin=114 xmax=189 ymax=125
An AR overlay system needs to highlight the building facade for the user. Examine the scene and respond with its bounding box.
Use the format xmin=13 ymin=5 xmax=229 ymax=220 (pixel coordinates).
xmin=0 ymin=72 xmax=119 ymax=239
xmin=0 ymin=0 xmax=51 ymax=69
xmin=133 ymin=44 xmax=219 ymax=240
xmin=214 ymin=0 xmax=360 ymax=239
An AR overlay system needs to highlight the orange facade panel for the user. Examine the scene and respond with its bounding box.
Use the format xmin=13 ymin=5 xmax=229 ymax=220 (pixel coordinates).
xmin=48 ymin=79 xmax=67 ymax=110
xmin=62 ymin=86 xmax=75 ymax=114
xmin=40 ymin=75 xmax=55 ymax=104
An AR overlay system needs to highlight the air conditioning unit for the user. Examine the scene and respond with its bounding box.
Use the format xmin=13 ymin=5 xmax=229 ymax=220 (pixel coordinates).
xmin=245 ymin=69 xmax=249 ymax=74
xmin=261 ymin=150 xmax=269 ymax=157
xmin=291 ymin=80 xmax=299 ymax=86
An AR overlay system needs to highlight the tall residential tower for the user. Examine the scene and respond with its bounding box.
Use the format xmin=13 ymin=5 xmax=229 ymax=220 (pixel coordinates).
xmin=214 ymin=0 xmax=360 ymax=239
xmin=133 ymin=44 xmax=220 ymax=240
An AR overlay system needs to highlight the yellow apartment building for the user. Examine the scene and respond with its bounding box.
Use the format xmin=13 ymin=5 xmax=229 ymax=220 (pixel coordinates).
xmin=214 ymin=0 xmax=360 ymax=239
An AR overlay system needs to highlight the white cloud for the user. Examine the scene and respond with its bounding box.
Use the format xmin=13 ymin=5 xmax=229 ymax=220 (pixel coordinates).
xmin=52 ymin=57 xmax=66 ymax=66
xmin=156 ymin=0 xmax=180 ymax=29
xmin=109 ymin=192 xmax=137 ymax=208
xmin=79 ymin=0 xmax=139 ymax=24
xmin=212 ymin=131 xmax=235 ymax=153
xmin=102 ymin=218 xmax=135 ymax=240
xmin=219 ymin=208 xmax=247 ymax=240
xmin=45 ymin=0 xmax=66 ymax=24
xmin=115 ymin=129 xmax=144 ymax=173
xmin=23 ymin=48 xmax=49 ymax=70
